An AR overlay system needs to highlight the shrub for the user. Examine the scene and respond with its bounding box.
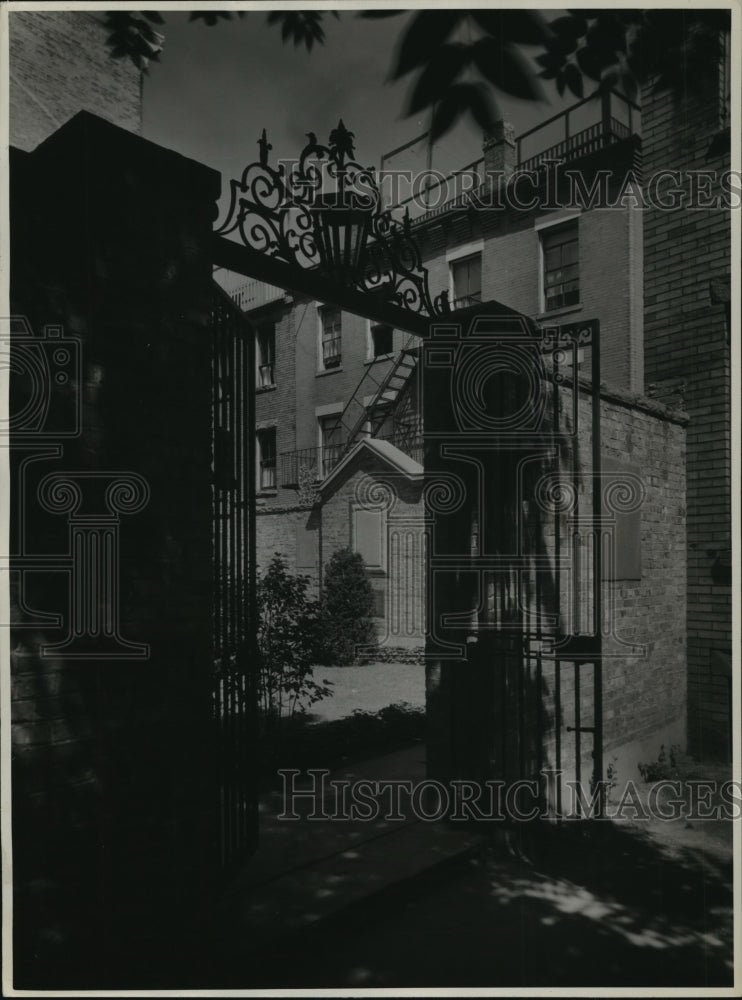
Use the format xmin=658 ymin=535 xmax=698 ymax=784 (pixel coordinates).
xmin=319 ymin=547 xmax=376 ymax=664
xmin=257 ymin=554 xmax=332 ymax=749
xmin=637 ymin=743 xmax=699 ymax=782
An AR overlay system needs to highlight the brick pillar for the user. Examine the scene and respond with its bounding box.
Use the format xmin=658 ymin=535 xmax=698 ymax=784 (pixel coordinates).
xmin=10 ymin=112 xmax=221 ymax=987
xmin=483 ymin=121 xmax=516 ymax=179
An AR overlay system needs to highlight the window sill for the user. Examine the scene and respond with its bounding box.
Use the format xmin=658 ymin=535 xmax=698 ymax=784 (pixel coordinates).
xmin=256 ymin=383 xmax=277 ymax=394
xmin=536 ymin=303 xmax=583 ymax=322
xmin=364 ymin=353 xmax=395 ymax=366
xmin=316 ymin=366 xmax=343 ymax=377
xmin=257 ymin=490 xmax=278 ymax=498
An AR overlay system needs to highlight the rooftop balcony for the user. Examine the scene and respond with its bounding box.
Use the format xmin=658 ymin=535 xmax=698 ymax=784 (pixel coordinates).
xmin=386 ymin=90 xmax=641 ymax=219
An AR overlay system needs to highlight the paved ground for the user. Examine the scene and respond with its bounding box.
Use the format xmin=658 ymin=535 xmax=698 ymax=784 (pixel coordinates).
xmin=217 ymin=748 xmax=735 ymax=991
xmin=305 ymin=660 xmax=425 ymax=722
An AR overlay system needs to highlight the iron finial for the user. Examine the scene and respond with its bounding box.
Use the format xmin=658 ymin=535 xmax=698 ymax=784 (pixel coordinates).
xmin=258 ymin=128 xmax=272 ymax=167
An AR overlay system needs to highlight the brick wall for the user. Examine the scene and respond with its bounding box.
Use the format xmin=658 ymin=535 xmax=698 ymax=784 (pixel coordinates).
xmin=256 ymin=505 xmax=321 ymax=594
xmin=414 ymin=142 xmax=644 ymax=393
xmin=515 ymin=381 xmax=687 ymax=790
xmin=9 ymin=11 xmax=141 ymax=151
xmin=584 ymin=387 xmax=686 ymax=783
xmin=320 ymin=448 xmax=426 ymax=651
xmin=641 ymin=75 xmax=731 ymax=760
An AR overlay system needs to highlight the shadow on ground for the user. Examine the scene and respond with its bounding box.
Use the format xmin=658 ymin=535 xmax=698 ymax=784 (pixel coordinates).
xmin=227 ymin=817 xmax=733 ymax=989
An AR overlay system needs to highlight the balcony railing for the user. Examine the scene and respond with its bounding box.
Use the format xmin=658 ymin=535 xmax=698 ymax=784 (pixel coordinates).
xmin=451 ymin=291 xmax=482 ymax=310
xmin=518 ymin=117 xmax=632 ymax=175
xmin=280 ymin=432 xmax=424 ymax=488
xmin=230 ymin=279 xmax=285 ymax=312
xmin=386 ymin=90 xmax=640 ymax=218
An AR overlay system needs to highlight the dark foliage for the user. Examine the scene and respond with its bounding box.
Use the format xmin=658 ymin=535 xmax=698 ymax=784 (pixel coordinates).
xmin=103 ymin=10 xmax=730 ymax=139
xmin=261 ymin=702 xmax=425 ymax=786
xmin=256 ymin=555 xmax=332 ymax=754
xmin=318 ymin=547 xmax=376 ymax=665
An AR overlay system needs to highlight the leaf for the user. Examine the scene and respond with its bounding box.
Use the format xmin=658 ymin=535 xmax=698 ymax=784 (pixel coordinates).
xmin=407 ymin=43 xmax=470 ymax=114
xmin=472 ymin=37 xmax=544 ymax=101
xmin=143 ymin=11 xmax=165 ymax=25
xmin=549 ymin=15 xmax=587 ymax=39
xmin=563 ymin=61 xmax=584 ymax=99
xmin=430 ymin=82 xmax=497 ymax=141
xmin=189 ymin=11 xmax=232 ymax=26
xmin=472 ymin=9 xmax=551 ymax=46
xmin=576 ymin=43 xmax=605 ymax=82
xmin=392 ymin=10 xmax=462 ymax=79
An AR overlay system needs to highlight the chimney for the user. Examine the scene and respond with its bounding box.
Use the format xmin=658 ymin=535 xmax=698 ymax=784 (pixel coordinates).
xmin=482 ymin=121 xmax=516 ymax=180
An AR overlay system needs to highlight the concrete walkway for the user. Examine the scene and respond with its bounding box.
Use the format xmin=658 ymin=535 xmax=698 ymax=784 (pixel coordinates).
xmin=217 ymin=745 xmax=485 ymax=960
xmin=214 ymin=753 xmax=734 ymax=990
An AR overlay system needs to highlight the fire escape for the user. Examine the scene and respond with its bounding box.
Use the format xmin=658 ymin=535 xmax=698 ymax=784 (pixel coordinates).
xmin=280 ymin=333 xmax=422 ymax=488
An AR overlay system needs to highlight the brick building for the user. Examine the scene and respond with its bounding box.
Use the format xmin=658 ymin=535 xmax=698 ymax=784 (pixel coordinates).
xmin=236 ymin=69 xmax=731 ymax=765
xmin=9 ymin=10 xmax=142 ymax=151
xmin=640 ymin=47 xmax=732 ymax=760
xmin=237 ymin=91 xmax=647 ymax=634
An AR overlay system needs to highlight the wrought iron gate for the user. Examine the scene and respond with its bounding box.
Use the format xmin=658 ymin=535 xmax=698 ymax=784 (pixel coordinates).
xmin=423 ymin=312 xmax=614 ymax=818
xmin=212 ymin=283 xmax=258 ymax=870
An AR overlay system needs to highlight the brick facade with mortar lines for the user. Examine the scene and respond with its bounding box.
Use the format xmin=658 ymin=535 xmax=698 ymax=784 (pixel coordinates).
xmin=641 ymin=69 xmax=732 ymax=760
xmin=587 ymin=388 xmax=686 ymax=782
xmin=9 ymin=11 xmax=141 ymax=151
xmin=414 ymin=147 xmax=644 ymax=393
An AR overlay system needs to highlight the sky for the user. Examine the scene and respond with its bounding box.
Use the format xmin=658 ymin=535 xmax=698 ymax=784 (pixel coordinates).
xmin=141 ymin=9 xmax=575 ymax=219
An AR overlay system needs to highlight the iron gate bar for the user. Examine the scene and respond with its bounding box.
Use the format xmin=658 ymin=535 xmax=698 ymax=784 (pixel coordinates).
xmin=212 ymin=284 xmax=258 ymax=872
xmin=212 ymin=235 xmax=523 ymax=337
xmin=537 ymin=317 xmax=604 ymax=819
xmin=591 ymin=319 xmax=604 ymax=817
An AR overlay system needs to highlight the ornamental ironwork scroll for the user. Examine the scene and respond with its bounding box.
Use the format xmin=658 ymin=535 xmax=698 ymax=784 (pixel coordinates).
xmin=217 ymin=120 xmax=450 ymax=318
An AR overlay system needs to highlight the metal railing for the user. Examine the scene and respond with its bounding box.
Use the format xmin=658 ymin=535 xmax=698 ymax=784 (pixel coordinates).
xmin=280 ymin=431 xmax=424 ymax=487
xmin=385 ymin=90 xmax=641 ymax=217
xmin=518 ymin=117 xmax=632 ymax=175
xmin=229 ymin=279 xmax=285 ymax=312
xmin=515 ymin=90 xmax=641 ymax=170
xmin=451 ymin=292 xmax=482 ymax=310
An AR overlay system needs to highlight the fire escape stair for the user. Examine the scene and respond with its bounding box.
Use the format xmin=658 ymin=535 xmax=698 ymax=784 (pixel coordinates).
xmin=336 ymin=343 xmax=419 ymax=460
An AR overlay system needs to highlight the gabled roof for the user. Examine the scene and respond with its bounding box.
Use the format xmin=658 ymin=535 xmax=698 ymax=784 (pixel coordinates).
xmin=318 ymin=437 xmax=423 ymax=495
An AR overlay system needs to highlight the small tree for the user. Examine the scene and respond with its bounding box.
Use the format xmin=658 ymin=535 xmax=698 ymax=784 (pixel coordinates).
xmin=320 ymin=548 xmax=376 ymax=665
xmin=257 ymin=555 xmax=331 ymax=748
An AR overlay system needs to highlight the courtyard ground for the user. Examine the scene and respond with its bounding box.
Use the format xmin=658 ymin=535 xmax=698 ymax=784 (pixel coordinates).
xmin=305 ymin=660 xmax=425 ymax=723
xmin=217 ymin=742 xmax=736 ymax=990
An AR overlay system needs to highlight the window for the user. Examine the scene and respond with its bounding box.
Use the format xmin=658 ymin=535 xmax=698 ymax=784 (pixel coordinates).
xmin=257 ymin=428 xmax=276 ymax=491
xmin=370 ymin=323 xmax=394 ymax=359
xmin=319 ymin=414 xmax=344 ymax=477
xmin=256 ymin=323 xmax=275 ymax=387
xmin=450 ymin=254 xmax=482 ymax=309
xmin=320 ymin=307 xmax=342 ymax=369
xmin=353 ymin=508 xmax=385 ymax=571
xmin=541 ymin=222 xmax=579 ymax=311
